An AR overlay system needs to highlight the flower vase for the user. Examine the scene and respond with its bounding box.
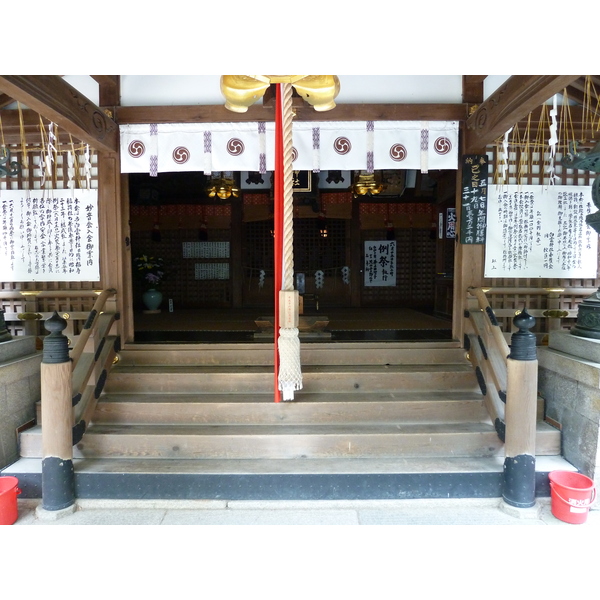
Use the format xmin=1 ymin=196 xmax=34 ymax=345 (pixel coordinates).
xmin=142 ymin=289 xmax=163 ymax=312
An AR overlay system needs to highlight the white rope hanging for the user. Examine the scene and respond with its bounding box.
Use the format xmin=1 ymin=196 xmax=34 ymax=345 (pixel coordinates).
xmin=547 ymin=94 xmax=559 ymax=184
xmin=278 ymin=82 xmax=303 ymax=401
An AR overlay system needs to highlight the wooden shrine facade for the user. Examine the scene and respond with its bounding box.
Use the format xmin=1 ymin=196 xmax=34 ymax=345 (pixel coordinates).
xmin=1 ymin=75 xmax=598 ymax=343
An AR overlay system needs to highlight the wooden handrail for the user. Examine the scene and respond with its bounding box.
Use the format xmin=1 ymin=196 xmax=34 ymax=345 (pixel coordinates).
xmin=70 ymin=288 xmax=116 ymax=368
xmin=0 ymin=289 xmax=103 ymax=299
xmin=476 ymin=287 xmax=595 ymax=296
xmin=468 ymin=287 xmax=511 ymax=357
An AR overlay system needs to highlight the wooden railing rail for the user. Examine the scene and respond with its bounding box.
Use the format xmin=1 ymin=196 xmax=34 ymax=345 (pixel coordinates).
xmin=473 ymin=286 xmax=596 ymax=338
xmin=466 ymin=287 xmax=509 ymax=441
xmin=70 ymin=288 xmax=116 ymax=368
xmin=1 ymin=289 xmax=106 ymax=340
xmin=466 ymin=286 xmax=539 ymax=508
xmin=39 ymin=289 xmax=119 ymax=512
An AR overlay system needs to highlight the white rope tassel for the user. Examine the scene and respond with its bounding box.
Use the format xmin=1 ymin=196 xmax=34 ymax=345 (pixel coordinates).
xmin=278 ymin=326 xmax=302 ymax=400
xmin=278 ymin=83 xmax=302 ymax=400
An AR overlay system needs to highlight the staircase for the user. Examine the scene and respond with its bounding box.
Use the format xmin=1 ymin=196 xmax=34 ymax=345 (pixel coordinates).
xmin=8 ymin=341 xmax=568 ymax=500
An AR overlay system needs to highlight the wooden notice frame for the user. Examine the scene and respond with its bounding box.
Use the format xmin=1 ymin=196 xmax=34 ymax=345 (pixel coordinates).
xmin=460 ymin=154 xmax=488 ymax=244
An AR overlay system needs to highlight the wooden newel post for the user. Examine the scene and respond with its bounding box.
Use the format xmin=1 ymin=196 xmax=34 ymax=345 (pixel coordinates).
xmin=41 ymin=311 xmax=75 ymax=511
xmin=502 ymin=308 xmax=538 ymax=508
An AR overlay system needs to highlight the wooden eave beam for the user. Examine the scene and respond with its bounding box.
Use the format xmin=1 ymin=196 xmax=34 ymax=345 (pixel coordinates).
xmin=464 ymin=75 xmax=581 ymax=154
xmin=114 ymin=102 xmax=469 ymax=124
xmin=0 ymin=75 xmax=118 ymax=152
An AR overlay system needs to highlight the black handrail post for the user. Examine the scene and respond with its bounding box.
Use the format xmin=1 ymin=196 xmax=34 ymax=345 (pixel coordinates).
xmin=502 ymin=308 xmax=538 ymax=508
xmin=40 ymin=311 xmax=75 ymax=513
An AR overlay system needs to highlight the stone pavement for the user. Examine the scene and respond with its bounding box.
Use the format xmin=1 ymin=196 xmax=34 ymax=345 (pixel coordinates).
xmin=10 ymin=496 xmax=600 ymax=526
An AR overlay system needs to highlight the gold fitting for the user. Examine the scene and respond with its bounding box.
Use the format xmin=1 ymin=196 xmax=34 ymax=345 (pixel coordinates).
xmin=62 ymin=313 xmax=70 ymax=320
xmin=17 ymin=312 xmax=43 ymax=320
xmin=544 ymin=288 xmax=565 ymax=293
xmin=20 ymin=291 xmax=41 ymax=296
xmin=543 ymin=310 xmax=569 ymax=318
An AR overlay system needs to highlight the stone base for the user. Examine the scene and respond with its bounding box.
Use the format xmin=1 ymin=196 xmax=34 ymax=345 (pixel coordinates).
xmin=35 ymin=503 xmax=77 ymax=521
xmin=548 ymin=330 xmax=600 ymax=363
xmin=499 ymin=499 xmax=542 ymax=520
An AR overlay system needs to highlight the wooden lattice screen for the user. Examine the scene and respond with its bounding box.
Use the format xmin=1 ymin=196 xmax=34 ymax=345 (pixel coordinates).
xmin=242 ymin=217 xmax=351 ymax=308
xmin=361 ymin=228 xmax=437 ymax=308
xmin=131 ymin=227 xmax=232 ymax=310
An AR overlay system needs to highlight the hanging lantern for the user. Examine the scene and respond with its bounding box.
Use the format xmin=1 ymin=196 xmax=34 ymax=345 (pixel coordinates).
xmin=199 ymin=220 xmax=208 ymax=241
xmin=205 ymin=172 xmax=239 ymax=200
xmin=318 ymin=209 xmax=328 ymax=238
xmin=351 ymin=171 xmax=386 ymax=197
xmin=385 ymin=219 xmax=395 ymax=240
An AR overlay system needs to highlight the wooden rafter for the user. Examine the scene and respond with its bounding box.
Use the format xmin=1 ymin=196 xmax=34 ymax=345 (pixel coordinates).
xmin=464 ymin=75 xmax=580 ymax=154
xmin=0 ymin=75 xmax=118 ymax=152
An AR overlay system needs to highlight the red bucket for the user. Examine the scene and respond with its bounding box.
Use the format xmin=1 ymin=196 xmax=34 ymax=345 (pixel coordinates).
xmin=0 ymin=476 xmax=22 ymax=525
xmin=549 ymin=471 xmax=596 ymax=524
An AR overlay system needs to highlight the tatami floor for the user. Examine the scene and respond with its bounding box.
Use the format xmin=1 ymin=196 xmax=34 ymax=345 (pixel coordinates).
xmin=133 ymin=307 xmax=453 ymax=343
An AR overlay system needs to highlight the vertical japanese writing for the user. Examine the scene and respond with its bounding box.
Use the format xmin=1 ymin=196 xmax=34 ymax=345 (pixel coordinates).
xmin=0 ymin=190 xmax=99 ymax=282
xmin=364 ymin=241 xmax=396 ymax=286
xmin=460 ymin=155 xmax=488 ymax=244
xmin=485 ymin=185 xmax=597 ymax=278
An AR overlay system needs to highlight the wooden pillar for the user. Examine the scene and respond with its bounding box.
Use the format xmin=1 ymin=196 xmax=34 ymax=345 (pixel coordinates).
xmin=502 ymin=309 xmax=538 ymax=508
xmin=41 ymin=312 xmax=75 ymax=511
xmin=97 ymin=151 xmax=127 ymax=339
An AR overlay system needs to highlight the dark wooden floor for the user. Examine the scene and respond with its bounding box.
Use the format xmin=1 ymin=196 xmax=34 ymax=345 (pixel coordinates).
xmin=133 ymin=307 xmax=453 ymax=343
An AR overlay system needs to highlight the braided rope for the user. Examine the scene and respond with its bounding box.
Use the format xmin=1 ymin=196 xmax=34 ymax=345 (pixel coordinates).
xmin=282 ymin=83 xmax=295 ymax=291
xmin=278 ymin=82 xmax=302 ymax=400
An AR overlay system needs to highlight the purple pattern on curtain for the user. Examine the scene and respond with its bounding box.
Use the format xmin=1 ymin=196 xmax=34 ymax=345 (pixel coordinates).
xmin=312 ymin=127 xmax=320 ymax=172
xmin=258 ymin=122 xmax=266 ymax=174
xmin=366 ymin=121 xmax=375 ymax=173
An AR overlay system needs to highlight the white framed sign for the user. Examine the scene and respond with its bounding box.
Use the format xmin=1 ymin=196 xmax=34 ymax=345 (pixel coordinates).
xmin=484 ymin=185 xmax=597 ymax=278
xmin=0 ymin=189 xmax=100 ymax=282
xmin=364 ymin=241 xmax=396 ymax=286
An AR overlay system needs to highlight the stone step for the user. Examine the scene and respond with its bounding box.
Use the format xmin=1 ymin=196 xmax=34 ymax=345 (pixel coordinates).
xmin=4 ymin=455 xmax=575 ymax=500
xmin=104 ymin=364 xmax=480 ymax=394
xmin=118 ymin=342 xmax=466 ymax=367
xmin=19 ymin=421 xmax=561 ymax=460
xmin=92 ymin=391 xmax=489 ymax=425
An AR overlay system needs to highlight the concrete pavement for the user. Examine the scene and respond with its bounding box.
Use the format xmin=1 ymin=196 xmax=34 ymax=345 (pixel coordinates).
xmin=10 ymin=496 xmax=600 ymax=526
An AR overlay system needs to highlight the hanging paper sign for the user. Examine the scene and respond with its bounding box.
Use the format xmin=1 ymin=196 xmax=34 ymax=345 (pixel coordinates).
xmin=0 ymin=189 xmax=100 ymax=282
xmin=484 ymin=185 xmax=597 ymax=278
xmin=364 ymin=241 xmax=396 ymax=286
xmin=460 ymin=155 xmax=488 ymax=244
xmin=446 ymin=207 xmax=456 ymax=239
